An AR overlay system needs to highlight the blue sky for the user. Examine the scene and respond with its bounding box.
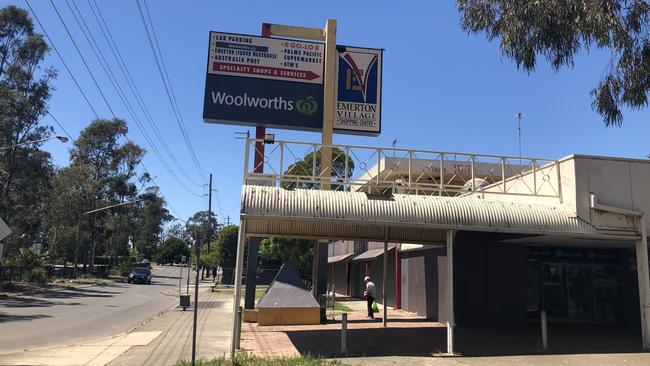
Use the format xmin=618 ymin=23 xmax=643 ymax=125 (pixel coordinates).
xmin=7 ymin=0 xmax=649 ymax=226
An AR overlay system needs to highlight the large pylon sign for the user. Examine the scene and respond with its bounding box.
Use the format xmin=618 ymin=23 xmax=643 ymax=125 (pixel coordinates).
xmin=202 ymin=29 xmax=382 ymax=136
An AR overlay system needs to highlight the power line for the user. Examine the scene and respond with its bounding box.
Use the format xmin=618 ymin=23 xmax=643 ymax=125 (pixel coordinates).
xmin=48 ymin=112 xmax=74 ymax=141
xmin=48 ymin=0 xmax=116 ymax=118
xmin=29 ymin=1 xmax=192 ymax=224
xmin=136 ymin=0 xmax=207 ymax=182
xmin=24 ymin=0 xmax=99 ymax=119
xmin=68 ymin=0 xmax=204 ymax=188
xmin=63 ymin=0 xmax=204 ymax=190
xmin=43 ymin=0 xmax=202 ymax=198
xmin=49 ymin=111 xmax=187 ymax=224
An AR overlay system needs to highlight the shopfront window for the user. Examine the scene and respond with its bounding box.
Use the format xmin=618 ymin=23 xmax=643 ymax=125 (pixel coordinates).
xmin=526 ymin=247 xmax=622 ymax=322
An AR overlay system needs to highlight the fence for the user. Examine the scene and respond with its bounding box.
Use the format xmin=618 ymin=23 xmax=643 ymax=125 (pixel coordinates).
xmin=218 ymin=267 xmax=312 ymax=289
xmin=243 ymin=139 xmax=561 ymax=199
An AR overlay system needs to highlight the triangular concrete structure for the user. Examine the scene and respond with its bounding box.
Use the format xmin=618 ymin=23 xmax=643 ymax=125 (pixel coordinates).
xmin=258 ymin=261 xmax=319 ymax=308
xmin=257 ymin=261 xmax=320 ymax=325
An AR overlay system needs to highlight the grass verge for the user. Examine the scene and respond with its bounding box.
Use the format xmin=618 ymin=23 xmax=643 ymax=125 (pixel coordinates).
xmin=178 ymin=353 xmax=340 ymax=366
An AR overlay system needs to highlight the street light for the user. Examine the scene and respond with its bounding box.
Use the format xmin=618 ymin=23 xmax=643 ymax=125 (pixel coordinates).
xmin=73 ymin=198 xmax=143 ymax=277
xmin=0 ymin=135 xmax=69 ymax=151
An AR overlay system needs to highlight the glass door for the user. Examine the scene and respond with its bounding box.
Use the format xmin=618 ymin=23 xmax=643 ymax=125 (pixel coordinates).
xmin=542 ymin=263 xmax=567 ymax=318
xmin=567 ymin=264 xmax=594 ymax=320
xmin=593 ymin=265 xmax=620 ymax=321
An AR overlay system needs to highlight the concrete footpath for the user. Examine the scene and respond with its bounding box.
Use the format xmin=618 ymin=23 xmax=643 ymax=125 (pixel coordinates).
xmin=0 ymin=283 xmax=232 ymax=366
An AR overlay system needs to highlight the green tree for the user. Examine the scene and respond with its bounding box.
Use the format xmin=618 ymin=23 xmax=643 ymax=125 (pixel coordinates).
xmin=258 ymin=237 xmax=314 ymax=279
xmin=0 ymin=5 xmax=56 ymax=255
xmin=132 ymin=187 xmax=172 ymax=260
xmin=44 ymin=164 xmax=96 ymax=264
xmin=215 ymin=225 xmax=238 ymax=269
xmin=185 ymin=210 xmax=218 ymax=248
xmin=458 ymin=0 xmax=650 ymax=126
xmin=69 ymin=118 xmax=145 ymax=265
xmin=282 ymin=147 xmax=354 ymax=190
xmin=154 ymin=237 xmax=190 ymax=264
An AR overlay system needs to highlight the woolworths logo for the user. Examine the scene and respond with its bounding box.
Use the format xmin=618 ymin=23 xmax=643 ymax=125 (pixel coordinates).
xmin=296 ymin=96 xmax=318 ymax=115
xmin=211 ymin=92 xmax=318 ymax=116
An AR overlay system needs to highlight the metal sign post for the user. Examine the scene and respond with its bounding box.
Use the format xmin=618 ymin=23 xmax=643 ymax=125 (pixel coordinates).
xmin=256 ymin=20 xmax=337 ymax=187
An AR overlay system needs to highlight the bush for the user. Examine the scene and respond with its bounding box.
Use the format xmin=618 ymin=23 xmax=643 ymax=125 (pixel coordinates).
xmin=26 ymin=267 xmax=48 ymax=284
xmin=16 ymin=247 xmax=43 ymax=271
xmin=118 ymin=257 xmax=136 ymax=276
xmin=0 ymin=281 xmax=17 ymax=291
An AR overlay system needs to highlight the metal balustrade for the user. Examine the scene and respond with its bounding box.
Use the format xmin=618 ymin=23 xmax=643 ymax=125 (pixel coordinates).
xmin=242 ymin=139 xmax=562 ymax=199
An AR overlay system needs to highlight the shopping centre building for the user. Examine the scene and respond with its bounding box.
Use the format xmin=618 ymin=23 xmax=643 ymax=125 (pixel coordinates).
xmin=233 ymin=139 xmax=650 ymax=353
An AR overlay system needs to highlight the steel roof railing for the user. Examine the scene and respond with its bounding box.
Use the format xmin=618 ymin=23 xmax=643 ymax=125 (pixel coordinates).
xmin=242 ymin=139 xmax=562 ymax=200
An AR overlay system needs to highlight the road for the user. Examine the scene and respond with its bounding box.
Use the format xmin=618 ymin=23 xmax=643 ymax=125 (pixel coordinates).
xmin=0 ymin=266 xmax=188 ymax=353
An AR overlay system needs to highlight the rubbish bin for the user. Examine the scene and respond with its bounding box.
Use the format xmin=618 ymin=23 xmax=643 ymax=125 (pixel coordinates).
xmin=180 ymin=294 xmax=190 ymax=311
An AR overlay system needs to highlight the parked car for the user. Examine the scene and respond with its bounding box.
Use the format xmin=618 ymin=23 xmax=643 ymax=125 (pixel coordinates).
xmin=127 ymin=266 xmax=152 ymax=284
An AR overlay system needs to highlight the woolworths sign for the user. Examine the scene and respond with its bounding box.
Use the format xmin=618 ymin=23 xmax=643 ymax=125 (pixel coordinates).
xmin=202 ymin=31 xmax=381 ymax=135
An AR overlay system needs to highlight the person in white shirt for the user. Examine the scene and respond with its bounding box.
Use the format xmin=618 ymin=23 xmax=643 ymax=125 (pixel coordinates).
xmin=363 ymin=276 xmax=376 ymax=319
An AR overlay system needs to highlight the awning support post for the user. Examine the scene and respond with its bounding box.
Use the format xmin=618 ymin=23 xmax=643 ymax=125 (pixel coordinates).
xmin=382 ymin=227 xmax=389 ymax=327
xmin=636 ymin=215 xmax=650 ymax=350
xmin=230 ymin=220 xmax=247 ymax=359
xmin=446 ymin=230 xmax=456 ymax=355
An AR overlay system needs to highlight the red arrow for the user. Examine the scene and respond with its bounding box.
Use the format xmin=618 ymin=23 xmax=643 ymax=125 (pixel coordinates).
xmin=213 ymin=62 xmax=321 ymax=82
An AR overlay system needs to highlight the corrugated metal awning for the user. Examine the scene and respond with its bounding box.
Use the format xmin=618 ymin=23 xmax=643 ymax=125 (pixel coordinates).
xmin=352 ymin=247 xmax=395 ymax=261
xmin=328 ymin=253 xmax=354 ymax=263
xmin=241 ymin=185 xmax=635 ymax=243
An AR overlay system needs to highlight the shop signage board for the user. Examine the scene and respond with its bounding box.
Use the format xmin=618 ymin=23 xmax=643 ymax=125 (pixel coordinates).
xmin=203 ymin=31 xmax=382 ymax=135
xmin=334 ymin=46 xmax=382 ymax=136
xmin=203 ymin=31 xmax=324 ymax=131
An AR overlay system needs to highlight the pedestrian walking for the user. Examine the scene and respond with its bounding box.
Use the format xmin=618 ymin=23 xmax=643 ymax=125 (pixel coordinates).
xmin=364 ymin=276 xmax=376 ymax=319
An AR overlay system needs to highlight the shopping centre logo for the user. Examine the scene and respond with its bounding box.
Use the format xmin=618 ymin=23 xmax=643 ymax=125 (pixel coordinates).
xmin=296 ymin=96 xmax=318 ymax=115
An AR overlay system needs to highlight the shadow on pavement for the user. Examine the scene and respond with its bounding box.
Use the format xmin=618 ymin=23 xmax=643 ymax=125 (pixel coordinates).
xmin=286 ymin=326 xmax=447 ymax=357
xmin=455 ymin=324 xmax=643 ymax=356
xmin=0 ymin=286 xmax=119 ymax=309
xmin=0 ymin=312 xmax=52 ymax=323
xmin=282 ymin=323 xmax=644 ymax=358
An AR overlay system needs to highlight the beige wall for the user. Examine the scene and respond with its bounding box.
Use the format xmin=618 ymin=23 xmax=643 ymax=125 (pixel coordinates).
xmin=573 ymin=156 xmax=650 ymax=227
xmin=483 ymin=154 xmax=650 ymax=231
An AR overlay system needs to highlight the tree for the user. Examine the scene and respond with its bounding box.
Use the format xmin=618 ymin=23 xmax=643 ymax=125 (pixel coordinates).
xmin=154 ymin=237 xmax=190 ymax=264
xmin=258 ymin=237 xmax=314 ymax=279
xmin=132 ymin=187 xmax=172 ymax=260
xmin=44 ymin=164 xmax=96 ymax=264
xmin=215 ymin=225 xmax=238 ymax=269
xmin=69 ymin=118 xmax=145 ymax=265
xmin=185 ymin=210 xmax=218 ymax=248
xmin=0 ymin=5 xmax=56 ymax=255
xmin=282 ymin=147 xmax=354 ymax=190
xmin=457 ymin=0 xmax=650 ymax=126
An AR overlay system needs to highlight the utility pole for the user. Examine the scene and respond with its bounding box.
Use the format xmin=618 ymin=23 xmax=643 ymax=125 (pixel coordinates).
xmin=207 ymin=173 xmax=213 ymax=253
xmin=192 ymin=172 xmax=211 ymax=366
xmin=191 ymin=239 xmax=200 ymax=365
xmin=225 ymin=216 xmax=231 ymax=226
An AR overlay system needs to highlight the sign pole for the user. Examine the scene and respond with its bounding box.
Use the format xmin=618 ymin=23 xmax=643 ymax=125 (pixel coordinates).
xmin=243 ymin=23 xmax=270 ymax=312
xmin=321 ymin=19 xmax=336 ymax=189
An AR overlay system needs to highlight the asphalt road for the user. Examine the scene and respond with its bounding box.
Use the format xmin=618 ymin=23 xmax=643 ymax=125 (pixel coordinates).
xmin=0 ymin=266 xmax=187 ymax=353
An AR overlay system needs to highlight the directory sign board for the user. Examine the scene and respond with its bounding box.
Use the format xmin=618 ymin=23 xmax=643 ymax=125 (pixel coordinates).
xmin=334 ymin=46 xmax=382 ymax=136
xmin=203 ymin=31 xmax=383 ymax=136
xmin=203 ymin=31 xmax=325 ymax=131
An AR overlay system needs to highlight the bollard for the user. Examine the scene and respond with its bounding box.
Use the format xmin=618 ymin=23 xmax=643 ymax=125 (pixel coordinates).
xmin=235 ymin=306 xmax=243 ymax=349
xmin=340 ymin=313 xmax=347 ymax=355
xmin=541 ymin=310 xmax=548 ymax=351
